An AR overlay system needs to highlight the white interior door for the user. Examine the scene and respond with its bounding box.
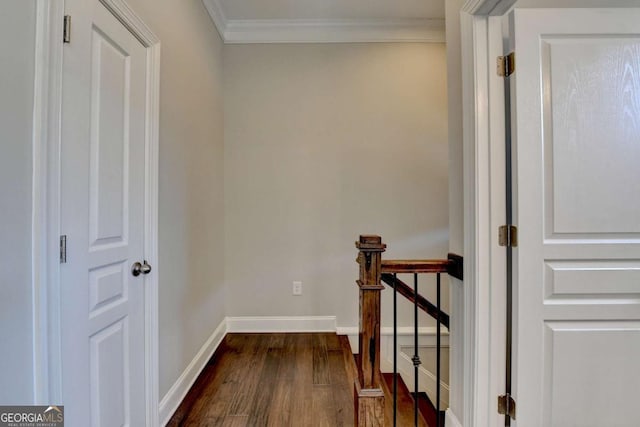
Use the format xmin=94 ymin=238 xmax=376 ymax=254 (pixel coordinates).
xmin=510 ymin=8 xmax=640 ymax=427
xmin=60 ymin=0 xmax=148 ymax=425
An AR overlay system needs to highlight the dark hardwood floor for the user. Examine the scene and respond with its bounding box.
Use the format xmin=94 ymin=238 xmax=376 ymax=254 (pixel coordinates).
xmin=167 ymin=333 xmax=357 ymax=427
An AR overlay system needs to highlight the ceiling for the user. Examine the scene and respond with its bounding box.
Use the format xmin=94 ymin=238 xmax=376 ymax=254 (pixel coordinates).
xmin=203 ymin=0 xmax=446 ymax=44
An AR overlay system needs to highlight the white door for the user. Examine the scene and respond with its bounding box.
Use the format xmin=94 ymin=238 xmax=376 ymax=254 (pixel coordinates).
xmin=510 ymin=8 xmax=640 ymax=427
xmin=60 ymin=0 xmax=148 ymax=425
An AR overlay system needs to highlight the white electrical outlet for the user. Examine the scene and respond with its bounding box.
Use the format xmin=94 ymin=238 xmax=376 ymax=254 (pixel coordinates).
xmin=292 ymin=281 xmax=303 ymax=296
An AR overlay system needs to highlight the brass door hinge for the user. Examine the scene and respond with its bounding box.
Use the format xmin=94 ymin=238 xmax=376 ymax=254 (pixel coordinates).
xmin=498 ymin=394 xmax=516 ymax=419
xmin=499 ymin=225 xmax=518 ymax=247
xmin=497 ymin=52 xmax=515 ymax=77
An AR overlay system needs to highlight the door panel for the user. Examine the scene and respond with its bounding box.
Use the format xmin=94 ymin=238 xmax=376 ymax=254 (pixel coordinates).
xmin=90 ymin=26 xmax=131 ymax=246
xmin=542 ymin=322 xmax=640 ymax=427
xmin=544 ymin=260 xmax=640 ymax=301
xmin=511 ymin=9 xmax=640 ymax=427
xmin=88 ymin=261 xmax=127 ymax=314
xmin=60 ymin=1 xmax=147 ymax=425
xmin=90 ymin=320 xmax=128 ymax=427
xmin=542 ymin=37 xmax=640 ymax=236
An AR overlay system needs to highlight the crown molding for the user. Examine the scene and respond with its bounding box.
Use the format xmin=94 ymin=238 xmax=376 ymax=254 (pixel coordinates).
xmin=202 ymin=0 xmax=227 ymax=38
xmin=203 ymin=0 xmax=444 ymax=43
xmin=225 ymin=18 xmax=445 ymax=43
xmin=461 ymin=0 xmax=516 ymax=15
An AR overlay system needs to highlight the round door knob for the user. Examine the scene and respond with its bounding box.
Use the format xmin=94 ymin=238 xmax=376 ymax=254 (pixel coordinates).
xmin=141 ymin=260 xmax=152 ymax=275
xmin=132 ymin=262 xmax=143 ymax=277
xmin=132 ymin=261 xmax=152 ymax=277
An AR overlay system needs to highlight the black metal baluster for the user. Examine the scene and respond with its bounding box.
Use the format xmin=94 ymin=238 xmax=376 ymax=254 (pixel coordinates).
xmin=393 ymin=273 xmax=398 ymax=427
xmin=412 ymin=273 xmax=420 ymax=426
xmin=437 ymin=273 xmax=442 ymax=427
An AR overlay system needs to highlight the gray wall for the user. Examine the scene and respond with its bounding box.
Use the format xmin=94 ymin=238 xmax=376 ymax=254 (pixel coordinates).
xmin=447 ymin=2 xmax=464 ymax=257
xmin=223 ymin=43 xmax=450 ymax=329
xmin=124 ymin=0 xmax=226 ymax=399
xmin=0 ymin=0 xmax=36 ymax=404
xmin=445 ymin=0 xmax=465 ymax=421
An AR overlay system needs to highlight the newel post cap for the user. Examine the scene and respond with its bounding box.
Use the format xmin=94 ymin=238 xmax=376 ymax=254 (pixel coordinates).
xmin=355 ymin=235 xmax=387 ymax=251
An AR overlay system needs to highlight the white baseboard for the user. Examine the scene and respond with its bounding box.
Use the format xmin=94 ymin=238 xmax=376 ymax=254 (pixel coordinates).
xmin=445 ymin=408 xmax=463 ymax=427
xmin=335 ymin=326 xmax=358 ymax=336
xmin=159 ymin=318 xmax=227 ymax=426
xmin=226 ymin=316 xmax=336 ymax=333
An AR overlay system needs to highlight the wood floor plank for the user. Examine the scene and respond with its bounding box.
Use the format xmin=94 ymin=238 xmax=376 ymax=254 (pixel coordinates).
xmin=265 ymin=376 xmax=292 ymax=426
xmin=312 ymin=334 xmax=330 ymax=385
xmin=311 ymin=385 xmax=337 ymax=427
xmin=167 ymin=333 xmax=358 ymax=427
xmin=325 ymin=332 xmax=342 ymax=351
xmin=227 ymin=335 xmax=270 ymax=417
xmin=328 ymin=348 xmax=354 ymax=426
xmin=221 ymin=415 xmax=249 ymax=426
xmin=288 ymin=334 xmax=314 ymax=426
xmin=246 ymin=345 xmax=282 ymax=425
xmin=168 ymin=336 xmax=239 ymax=426
xmin=339 ymin=336 xmax=359 ymax=385
xmin=183 ymin=335 xmax=258 ymax=424
xmin=265 ymin=334 xmax=299 ymax=425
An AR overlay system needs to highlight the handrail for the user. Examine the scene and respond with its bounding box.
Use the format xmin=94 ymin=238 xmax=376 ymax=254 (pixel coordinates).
xmin=382 ymin=254 xmax=464 ymax=280
xmin=380 ymin=273 xmax=450 ymax=329
xmin=381 ymin=259 xmax=449 ymax=274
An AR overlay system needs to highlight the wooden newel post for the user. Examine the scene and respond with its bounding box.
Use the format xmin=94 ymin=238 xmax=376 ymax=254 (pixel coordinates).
xmin=354 ymin=235 xmax=386 ymax=426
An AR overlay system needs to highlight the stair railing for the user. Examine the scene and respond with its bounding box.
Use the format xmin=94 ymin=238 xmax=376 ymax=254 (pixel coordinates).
xmin=354 ymin=235 xmax=463 ymax=427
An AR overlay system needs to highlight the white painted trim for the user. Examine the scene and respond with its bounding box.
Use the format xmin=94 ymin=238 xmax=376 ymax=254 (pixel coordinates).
xmin=336 ymin=326 xmax=359 ymax=336
xmin=485 ymin=15 xmax=509 ymax=427
xmin=460 ymin=12 xmax=482 ymax=426
xmin=445 ymin=408 xmax=463 ymax=427
xmin=465 ymin=14 xmax=494 ymax=427
xmin=226 ymin=316 xmax=337 ymax=333
xmin=99 ymin=0 xmax=159 ymax=46
xmin=336 ymin=326 xmax=359 ymax=352
xmin=202 ymin=0 xmax=227 ymax=38
xmin=462 ymin=0 xmax=516 ymax=15
xmin=142 ymin=38 xmax=161 ymax=427
xmin=32 ymin=0 xmax=64 ymax=405
xmin=459 ymin=1 xmax=513 ymax=426
xmin=223 ymin=19 xmax=445 ymax=44
xmin=201 ymin=0 xmax=445 ymax=44
xmin=159 ymin=319 xmax=227 ymax=426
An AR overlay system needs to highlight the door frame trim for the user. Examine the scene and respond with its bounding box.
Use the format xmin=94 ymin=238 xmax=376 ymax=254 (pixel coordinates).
xmin=32 ymin=1 xmax=161 ymax=424
xmin=457 ymin=0 xmax=515 ymax=426
xmin=32 ymin=0 xmax=65 ymax=404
